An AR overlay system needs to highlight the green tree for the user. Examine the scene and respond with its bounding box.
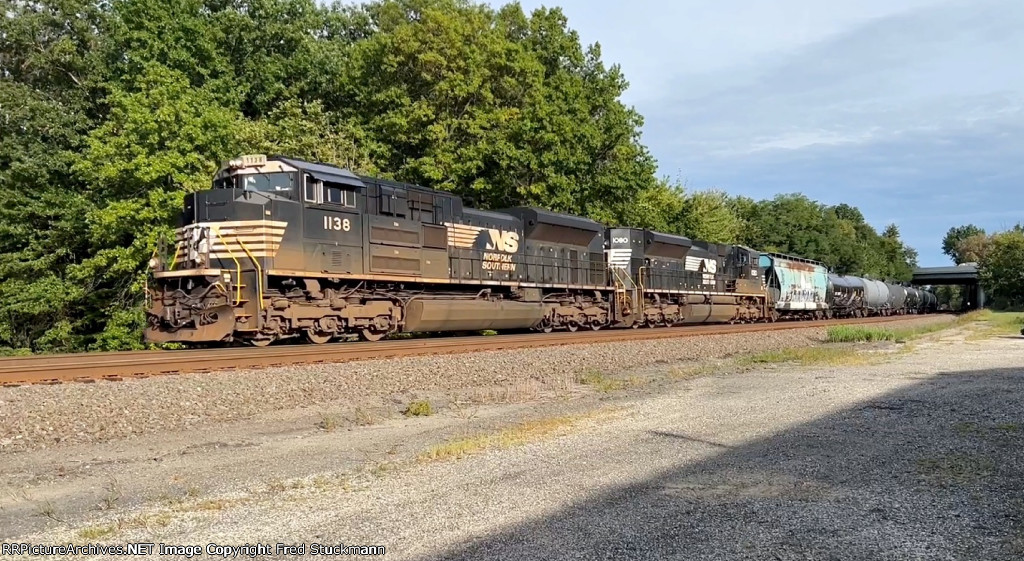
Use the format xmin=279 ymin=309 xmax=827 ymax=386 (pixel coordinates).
xmin=979 ymin=230 xmax=1024 ymax=308
xmin=941 ymin=224 xmax=985 ymax=264
xmin=335 ymin=0 xmax=657 ymax=223
xmin=71 ymin=62 xmax=243 ymax=349
xmin=678 ymin=190 xmax=741 ymax=244
xmin=954 ymin=233 xmax=991 ymax=264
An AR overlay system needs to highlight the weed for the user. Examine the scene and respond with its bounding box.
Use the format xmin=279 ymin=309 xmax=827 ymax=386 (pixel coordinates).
xmin=668 ymin=364 xmax=718 ymax=380
xmin=350 ymin=407 xmax=377 ymax=426
xmin=449 ymin=400 xmax=478 ymax=420
xmin=740 ymin=347 xmax=869 ymax=367
xmin=826 ymin=326 xmax=899 ymax=343
xmin=419 ymin=414 xmax=585 ymax=462
xmin=576 ymin=369 xmax=625 ymax=392
xmin=917 ymin=454 xmax=995 ymax=485
xmin=953 ymin=422 xmax=981 ymax=435
xmin=318 ymin=412 xmax=339 ymax=432
xmin=117 ymin=511 xmax=174 ymax=531
xmin=194 ymin=499 xmax=230 ymax=511
xmin=312 ymin=475 xmax=333 ymax=490
xmin=997 ymin=423 xmax=1021 ymax=433
xmin=827 ymin=321 xmax=962 ymax=344
xmin=403 ymin=400 xmax=434 ymax=417
xmin=78 ymin=524 xmax=117 ymax=540
xmin=34 ymin=500 xmax=65 ymax=524
xmin=369 ymin=461 xmax=397 ymax=478
xmin=963 ymin=311 xmax=1024 ymax=339
xmin=97 ymin=477 xmax=122 ymax=511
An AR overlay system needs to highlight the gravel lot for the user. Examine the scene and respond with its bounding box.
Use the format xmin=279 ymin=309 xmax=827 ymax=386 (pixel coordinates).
xmin=0 ymin=316 xmax=951 ymax=454
xmin=9 ymin=315 xmax=1024 ymax=561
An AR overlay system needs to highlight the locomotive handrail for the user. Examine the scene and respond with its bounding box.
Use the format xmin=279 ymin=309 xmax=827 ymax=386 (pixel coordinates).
xmin=637 ymin=266 xmax=647 ymax=318
xmin=235 ymin=237 xmax=264 ymax=311
xmin=211 ymin=228 xmax=243 ymax=306
xmin=169 ymin=240 xmax=183 ymax=270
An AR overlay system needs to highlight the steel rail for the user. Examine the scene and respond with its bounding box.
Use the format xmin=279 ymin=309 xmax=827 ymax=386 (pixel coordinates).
xmin=0 ymin=316 xmax=944 ymax=387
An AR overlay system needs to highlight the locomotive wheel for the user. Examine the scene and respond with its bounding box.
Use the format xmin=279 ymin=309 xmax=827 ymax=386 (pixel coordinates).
xmin=566 ymin=322 xmax=579 ymax=333
xmin=249 ymin=338 xmax=273 ymax=347
xmin=589 ymin=321 xmax=602 ymax=331
xmin=306 ymin=329 xmax=333 ymax=345
xmin=542 ymin=324 xmax=554 ymax=334
xmin=360 ymin=328 xmax=387 ymax=342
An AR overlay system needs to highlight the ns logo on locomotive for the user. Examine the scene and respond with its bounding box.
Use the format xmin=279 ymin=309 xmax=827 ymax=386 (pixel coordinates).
xmin=145 ymin=155 xmax=937 ymax=346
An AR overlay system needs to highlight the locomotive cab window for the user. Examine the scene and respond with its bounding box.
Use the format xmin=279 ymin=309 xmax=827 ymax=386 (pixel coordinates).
xmin=240 ymin=172 xmax=294 ymax=196
xmin=325 ymin=185 xmax=356 ymax=208
xmin=304 ymin=175 xmax=357 ymax=209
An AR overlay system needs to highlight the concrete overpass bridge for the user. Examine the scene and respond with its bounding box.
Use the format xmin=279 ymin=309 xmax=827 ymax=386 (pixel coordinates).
xmin=912 ymin=263 xmax=984 ymax=309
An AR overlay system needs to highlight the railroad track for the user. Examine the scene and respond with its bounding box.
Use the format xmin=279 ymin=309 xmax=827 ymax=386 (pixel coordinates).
xmin=0 ymin=316 xmax=944 ymax=387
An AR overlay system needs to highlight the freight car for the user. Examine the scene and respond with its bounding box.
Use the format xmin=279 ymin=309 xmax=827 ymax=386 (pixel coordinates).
xmin=145 ymin=155 xmax=935 ymax=345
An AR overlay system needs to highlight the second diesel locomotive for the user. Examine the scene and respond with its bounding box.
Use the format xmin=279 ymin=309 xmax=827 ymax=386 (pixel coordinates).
xmin=145 ymin=155 xmax=934 ymax=345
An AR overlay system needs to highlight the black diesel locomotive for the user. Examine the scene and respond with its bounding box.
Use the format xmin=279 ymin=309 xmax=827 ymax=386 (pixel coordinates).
xmin=145 ymin=155 xmax=934 ymax=346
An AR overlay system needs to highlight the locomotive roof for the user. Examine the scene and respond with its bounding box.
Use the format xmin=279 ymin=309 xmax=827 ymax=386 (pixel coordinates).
xmin=501 ymin=207 xmax=604 ymax=233
xmin=274 ymin=156 xmax=365 ymax=189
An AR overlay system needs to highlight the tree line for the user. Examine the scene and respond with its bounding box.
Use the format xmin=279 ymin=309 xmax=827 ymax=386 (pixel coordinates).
xmin=942 ymin=224 xmax=1024 ymax=309
xmin=0 ymin=0 xmax=919 ymax=353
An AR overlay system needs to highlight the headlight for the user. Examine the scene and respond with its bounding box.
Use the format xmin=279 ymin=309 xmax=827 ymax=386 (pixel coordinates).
xmin=148 ymin=257 xmax=160 ymax=269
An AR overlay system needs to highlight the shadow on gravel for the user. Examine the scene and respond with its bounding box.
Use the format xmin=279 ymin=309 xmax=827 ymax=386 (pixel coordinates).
xmin=418 ymin=367 xmax=1024 ymax=561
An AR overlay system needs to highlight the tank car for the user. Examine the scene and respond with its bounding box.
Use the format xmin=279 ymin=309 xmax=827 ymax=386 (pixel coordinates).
xmin=887 ymin=284 xmax=908 ymax=315
xmin=827 ymin=274 xmax=866 ymax=318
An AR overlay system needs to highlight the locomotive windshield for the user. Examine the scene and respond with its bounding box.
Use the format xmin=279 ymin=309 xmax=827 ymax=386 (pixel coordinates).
xmin=213 ymin=172 xmax=295 ymax=195
xmin=239 ymin=172 xmax=294 ymax=194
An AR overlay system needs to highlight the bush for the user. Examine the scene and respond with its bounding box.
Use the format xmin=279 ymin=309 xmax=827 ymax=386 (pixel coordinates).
xmin=403 ymin=400 xmax=434 ymax=417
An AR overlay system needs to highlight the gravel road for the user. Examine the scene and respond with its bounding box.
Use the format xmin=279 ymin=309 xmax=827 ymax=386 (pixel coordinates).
xmin=9 ymin=316 xmax=1023 ymax=560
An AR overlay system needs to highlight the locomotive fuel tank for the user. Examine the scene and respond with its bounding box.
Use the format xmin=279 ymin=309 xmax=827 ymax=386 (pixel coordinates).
xmin=402 ymin=299 xmax=548 ymax=332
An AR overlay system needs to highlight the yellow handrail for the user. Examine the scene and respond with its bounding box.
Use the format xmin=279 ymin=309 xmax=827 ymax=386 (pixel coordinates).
xmin=212 ymin=228 xmax=243 ymax=305
xmin=637 ymin=266 xmax=646 ymax=317
xmin=169 ymin=240 xmax=183 ymax=270
xmin=236 ymin=237 xmax=264 ymax=311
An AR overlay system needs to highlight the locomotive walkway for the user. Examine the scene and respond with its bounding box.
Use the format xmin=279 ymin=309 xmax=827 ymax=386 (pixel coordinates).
xmin=1 ymin=315 xmax=938 ymax=386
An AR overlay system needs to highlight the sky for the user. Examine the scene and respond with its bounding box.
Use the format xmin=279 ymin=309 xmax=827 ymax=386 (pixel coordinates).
xmin=502 ymin=0 xmax=1024 ymax=266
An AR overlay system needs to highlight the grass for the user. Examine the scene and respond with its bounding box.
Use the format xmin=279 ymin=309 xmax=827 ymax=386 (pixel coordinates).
xmin=317 ymin=412 xmax=339 ymax=432
xmin=827 ymin=319 xmax=964 ymax=344
xmin=961 ymin=310 xmax=1024 ymax=339
xmin=97 ymin=477 xmax=122 ymax=511
xmin=667 ymin=364 xmax=718 ymax=380
xmin=826 ymin=325 xmax=901 ymax=343
xmin=740 ymin=346 xmax=870 ymax=367
xmin=403 ymin=400 xmax=434 ymax=417
xmin=917 ymin=453 xmax=995 ymax=485
xmin=418 ymin=414 xmax=586 ymax=462
xmin=576 ymin=369 xmax=641 ymax=392
xmin=350 ymin=407 xmax=378 ymax=426
xmin=78 ymin=524 xmax=117 ymax=539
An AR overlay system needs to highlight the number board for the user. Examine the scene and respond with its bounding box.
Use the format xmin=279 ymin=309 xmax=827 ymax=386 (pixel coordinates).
xmin=304 ymin=209 xmax=361 ymax=243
